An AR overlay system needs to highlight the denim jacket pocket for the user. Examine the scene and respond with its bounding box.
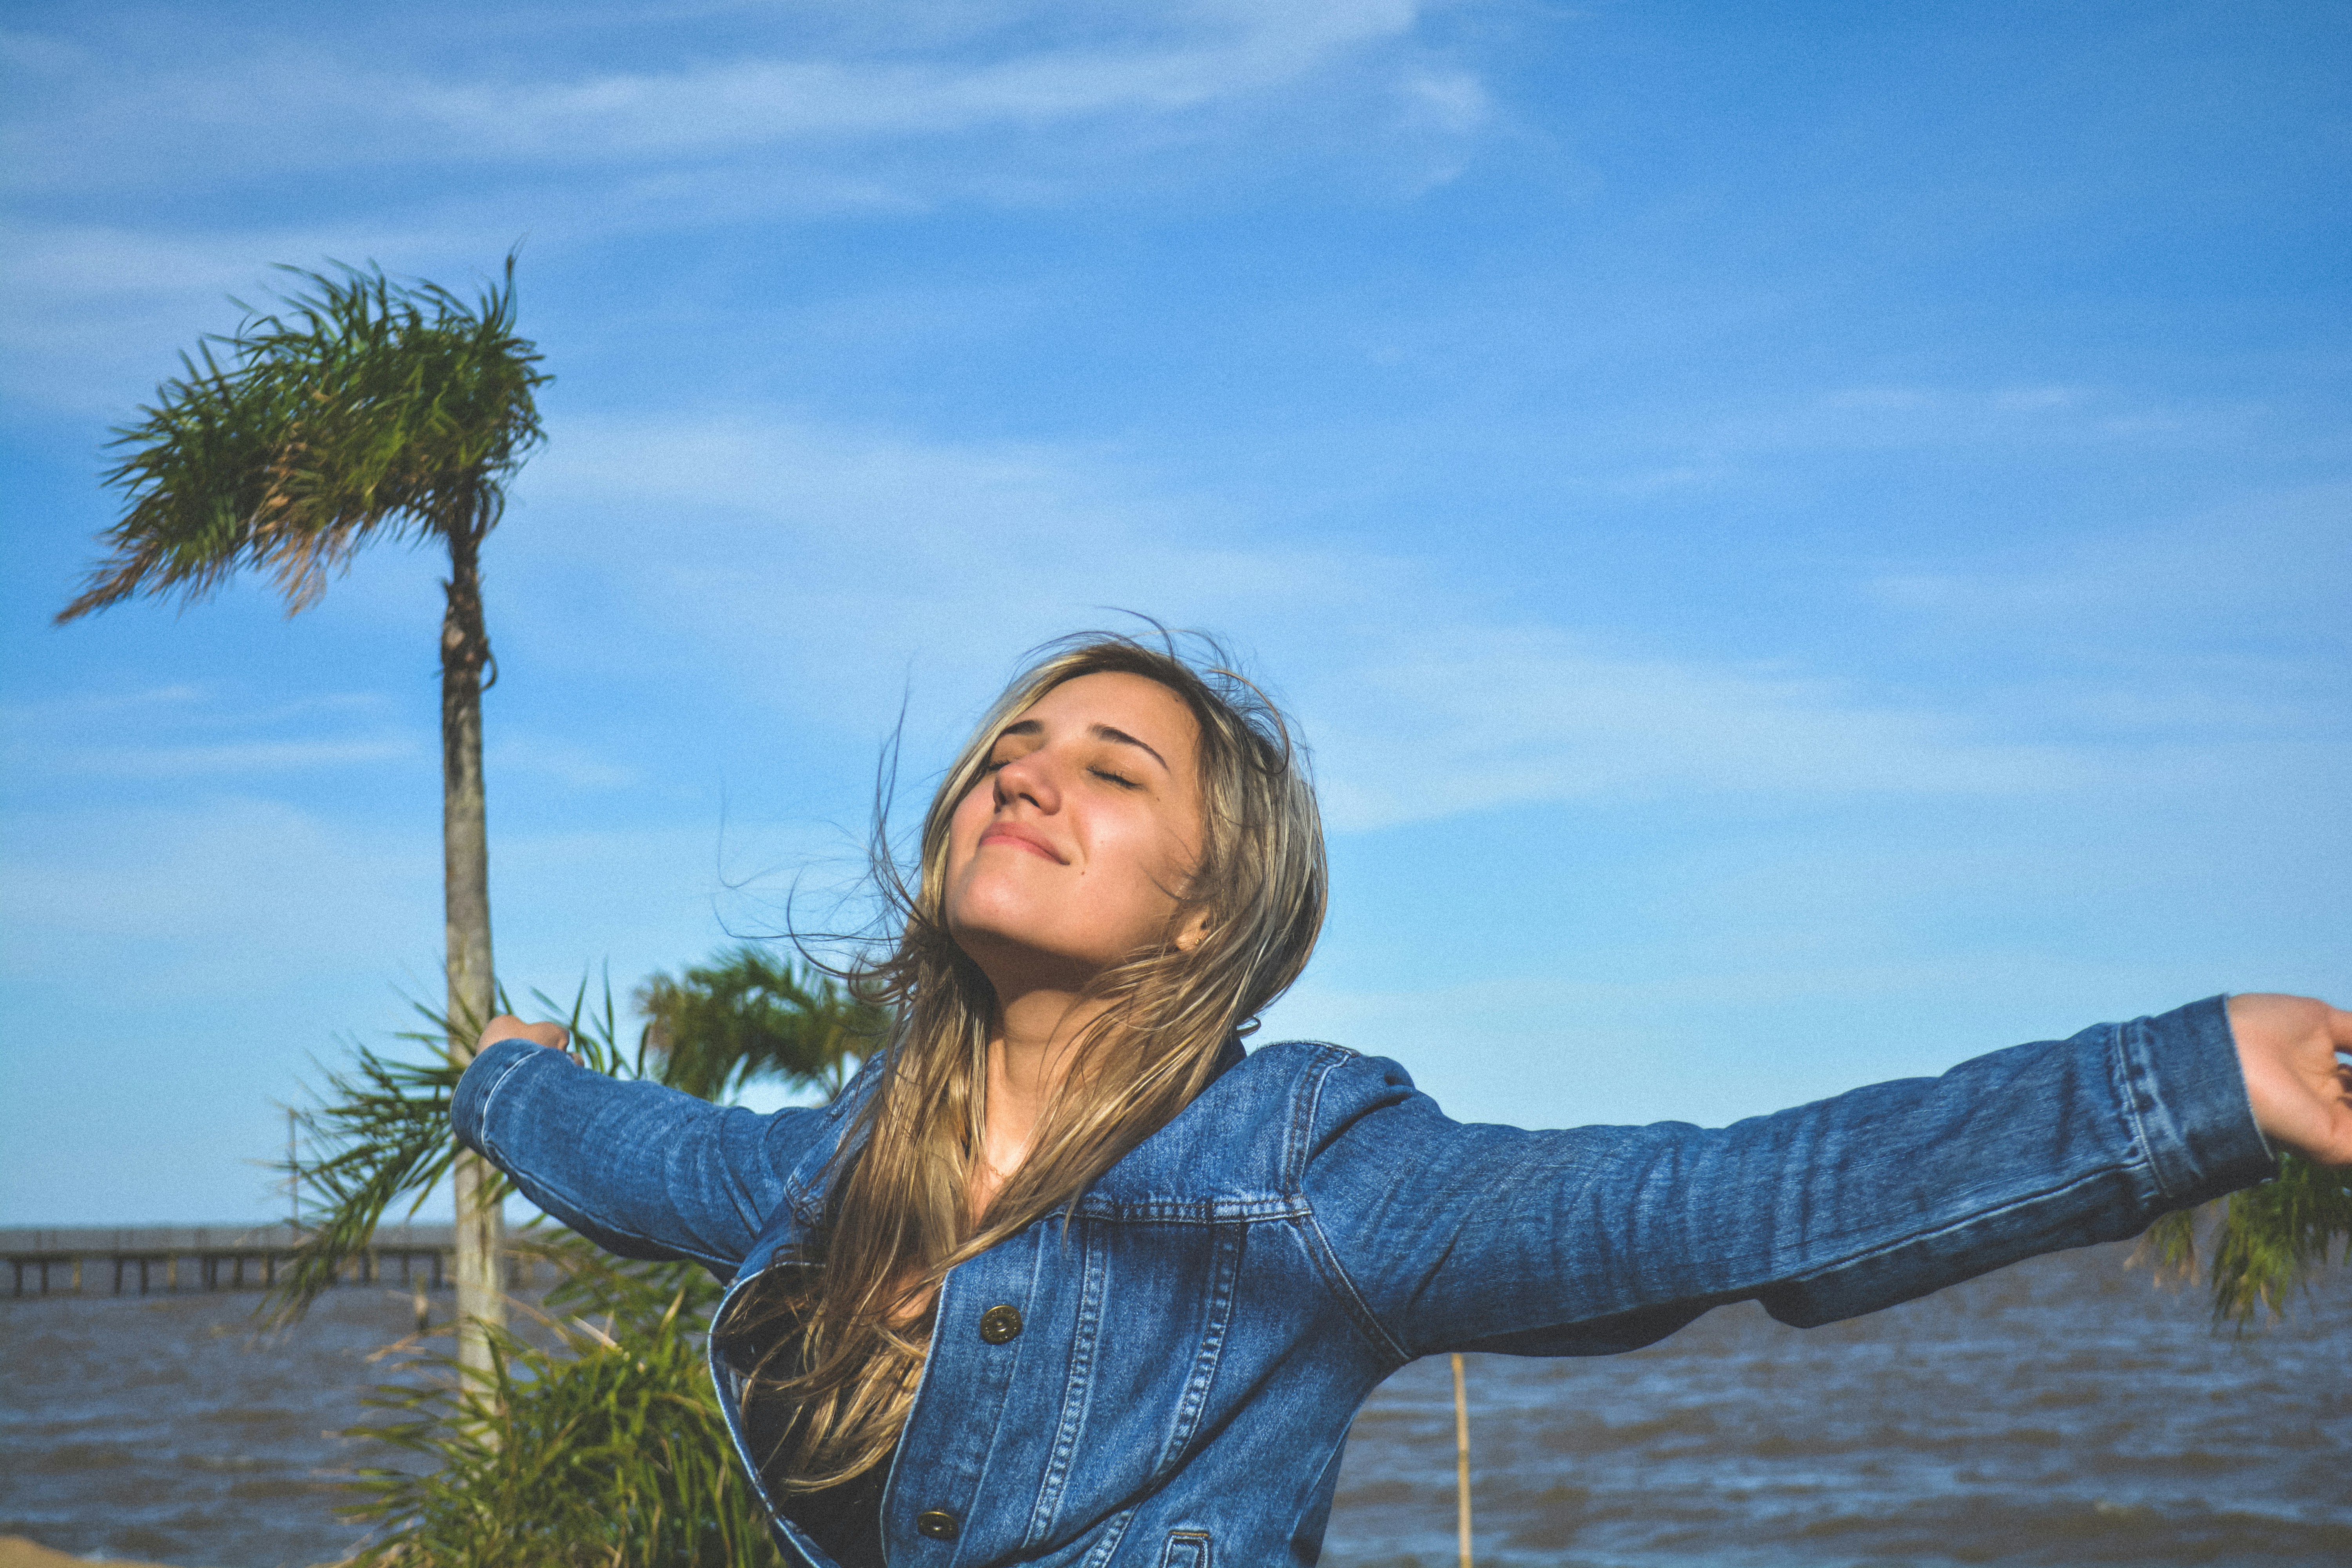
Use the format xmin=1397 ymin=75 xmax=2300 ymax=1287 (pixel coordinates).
xmin=1159 ymin=1529 xmax=1210 ymax=1568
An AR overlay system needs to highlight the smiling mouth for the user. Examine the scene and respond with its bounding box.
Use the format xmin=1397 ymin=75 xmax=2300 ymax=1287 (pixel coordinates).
xmin=979 ymin=825 xmax=1065 ymax=863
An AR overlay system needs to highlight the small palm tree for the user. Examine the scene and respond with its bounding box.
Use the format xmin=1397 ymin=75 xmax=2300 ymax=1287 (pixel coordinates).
xmin=282 ymin=971 xmax=877 ymax=1566
xmin=636 ymin=946 xmax=891 ymax=1103
xmin=59 ymin=255 xmax=550 ymax=1376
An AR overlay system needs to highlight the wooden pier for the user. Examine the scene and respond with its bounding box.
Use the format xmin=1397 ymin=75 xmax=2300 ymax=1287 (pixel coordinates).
xmin=0 ymin=1224 xmax=541 ymax=1299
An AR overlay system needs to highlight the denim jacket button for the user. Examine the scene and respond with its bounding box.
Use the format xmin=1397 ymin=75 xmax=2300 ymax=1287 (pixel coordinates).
xmin=916 ymin=1509 xmax=959 ymax=1540
xmin=978 ymin=1304 xmax=1024 ymax=1344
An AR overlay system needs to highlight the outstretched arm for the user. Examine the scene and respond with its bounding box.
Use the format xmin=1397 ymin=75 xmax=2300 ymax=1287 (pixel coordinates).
xmin=1304 ymin=995 xmax=2307 ymax=1360
xmin=451 ymin=1015 xmax=834 ymax=1274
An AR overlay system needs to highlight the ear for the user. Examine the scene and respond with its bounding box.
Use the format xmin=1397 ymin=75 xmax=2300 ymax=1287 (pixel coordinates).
xmin=1173 ymin=906 xmax=1212 ymax=954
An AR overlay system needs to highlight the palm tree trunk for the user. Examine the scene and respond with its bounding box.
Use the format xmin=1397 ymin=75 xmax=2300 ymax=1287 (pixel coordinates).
xmin=441 ymin=523 xmax=502 ymax=1378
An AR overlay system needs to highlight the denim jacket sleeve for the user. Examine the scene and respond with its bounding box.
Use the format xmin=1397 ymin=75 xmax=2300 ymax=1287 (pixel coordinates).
xmin=450 ymin=1036 xmax=835 ymax=1274
xmin=1301 ymin=995 xmax=2277 ymax=1359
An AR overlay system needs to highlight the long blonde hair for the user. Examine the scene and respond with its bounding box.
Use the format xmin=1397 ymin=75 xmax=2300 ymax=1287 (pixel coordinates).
xmin=729 ymin=632 xmax=1327 ymax=1491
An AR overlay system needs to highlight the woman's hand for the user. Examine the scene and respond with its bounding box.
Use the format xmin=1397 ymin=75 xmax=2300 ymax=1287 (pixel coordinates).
xmin=479 ymin=1013 xmax=572 ymax=1058
xmin=2227 ymin=993 xmax=2352 ymax=1165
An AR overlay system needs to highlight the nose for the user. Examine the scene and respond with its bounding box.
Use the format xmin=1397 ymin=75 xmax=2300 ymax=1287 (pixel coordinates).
xmin=991 ymin=746 xmax=1063 ymax=814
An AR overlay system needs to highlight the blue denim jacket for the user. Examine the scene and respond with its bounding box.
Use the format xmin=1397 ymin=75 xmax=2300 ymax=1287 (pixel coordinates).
xmin=453 ymin=995 xmax=2272 ymax=1568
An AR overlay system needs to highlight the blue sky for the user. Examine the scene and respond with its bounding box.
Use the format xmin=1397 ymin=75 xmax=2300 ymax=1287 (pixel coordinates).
xmin=2 ymin=0 xmax=2346 ymax=1224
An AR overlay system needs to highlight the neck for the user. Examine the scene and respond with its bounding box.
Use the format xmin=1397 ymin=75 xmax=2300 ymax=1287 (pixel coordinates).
xmin=973 ymin=982 xmax=1108 ymax=1218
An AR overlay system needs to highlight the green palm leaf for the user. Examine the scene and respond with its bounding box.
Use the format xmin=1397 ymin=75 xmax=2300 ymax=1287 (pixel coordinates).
xmin=2135 ymin=1152 xmax=2352 ymax=1330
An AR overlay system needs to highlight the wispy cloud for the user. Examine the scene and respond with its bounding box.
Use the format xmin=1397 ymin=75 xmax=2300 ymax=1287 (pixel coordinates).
xmin=0 ymin=796 xmax=435 ymax=992
xmin=1864 ymin=483 xmax=2352 ymax=631
xmin=5 ymin=2 xmax=1459 ymax=193
xmin=488 ymin=737 xmax=638 ymax=791
xmin=0 ymin=795 xmax=750 ymax=1003
xmin=1719 ymin=380 xmax=2248 ymax=455
xmin=2 ymin=684 xmax=419 ymax=778
xmin=36 ymin=735 xmax=419 ymax=779
xmin=1305 ymin=630 xmax=2089 ymax=829
xmin=510 ymin=407 xmax=2122 ymax=830
xmin=0 ymin=682 xmax=208 ymax=719
xmin=0 ymin=2 xmax=1483 ymax=414
xmin=0 ymin=217 xmax=507 ymax=414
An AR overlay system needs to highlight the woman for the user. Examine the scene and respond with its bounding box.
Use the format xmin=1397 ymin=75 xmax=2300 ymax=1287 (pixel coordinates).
xmin=455 ymin=633 xmax=2352 ymax=1568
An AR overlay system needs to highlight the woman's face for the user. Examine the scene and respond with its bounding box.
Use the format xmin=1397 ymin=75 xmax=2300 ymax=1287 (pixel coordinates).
xmin=945 ymin=671 xmax=1207 ymax=996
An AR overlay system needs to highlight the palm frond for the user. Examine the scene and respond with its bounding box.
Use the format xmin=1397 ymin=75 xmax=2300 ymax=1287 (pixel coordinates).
xmin=60 ymin=253 xmax=548 ymax=624
xmin=262 ymin=978 xmax=622 ymax=1328
xmin=265 ymin=952 xmax=877 ymax=1328
xmin=635 ymin=944 xmax=891 ymax=1102
xmin=339 ymin=1239 xmax=773 ymax=1566
xmin=2130 ymin=1152 xmax=2352 ymax=1330
xmin=262 ymin=1035 xmax=467 ymax=1328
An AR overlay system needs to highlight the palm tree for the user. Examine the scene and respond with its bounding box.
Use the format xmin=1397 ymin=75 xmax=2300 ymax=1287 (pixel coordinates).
xmin=635 ymin=945 xmax=891 ymax=1103
xmin=276 ymin=965 xmax=886 ymax=1566
xmin=58 ymin=255 xmax=550 ymax=1376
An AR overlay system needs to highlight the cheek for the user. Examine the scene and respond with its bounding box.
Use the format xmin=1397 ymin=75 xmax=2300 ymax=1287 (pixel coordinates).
xmin=947 ymin=779 xmax=995 ymax=849
xmin=940 ymin=793 xmax=995 ymax=905
xmin=1094 ymin=813 xmax=1192 ymax=917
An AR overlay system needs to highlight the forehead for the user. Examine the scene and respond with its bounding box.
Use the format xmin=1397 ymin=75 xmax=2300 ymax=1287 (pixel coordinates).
xmin=1015 ymin=671 xmax=1198 ymax=746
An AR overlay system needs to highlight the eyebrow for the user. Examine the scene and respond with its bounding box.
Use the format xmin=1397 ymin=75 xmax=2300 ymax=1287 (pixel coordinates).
xmin=995 ymin=719 xmax=1171 ymax=775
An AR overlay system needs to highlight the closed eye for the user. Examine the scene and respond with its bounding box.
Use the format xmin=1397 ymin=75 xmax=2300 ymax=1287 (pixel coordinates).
xmin=1090 ymin=767 xmax=1139 ymax=788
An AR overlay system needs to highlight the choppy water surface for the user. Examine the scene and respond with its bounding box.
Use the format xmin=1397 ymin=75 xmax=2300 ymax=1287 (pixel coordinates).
xmin=2 ymin=1242 xmax=2345 ymax=1567
xmin=2 ymin=1283 xmax=420 ymax=1567
xmin=1325 ymin=1244 xmax=2351 ymax=1568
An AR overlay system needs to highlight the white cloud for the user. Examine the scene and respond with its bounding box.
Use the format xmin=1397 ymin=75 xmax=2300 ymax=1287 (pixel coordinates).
xmin=0 ymin=3 xmax=1484 ymax=414
xmin=1863 ymin=483 xmax=2352 ymax=638
xmin=1713 ymin=380 xmax=2255 ymax=456
xmin=508 ymin=407 xmax=2114 ymax=831
xmin=42 ymin=735 xmax=419 ymax=778
xmin=3 ymin=682 xmax=423 ymax=785
xmin=0 ymin=218 xmax=523 ymax=414
xmin=0 ymin=796 xmax=436 ymax=996
xmin=4 ymin=2 xmax=1446 ymax=191
xmin=2 ymin=683 xmax=423 ymax=779
xmin=0 ymin=682 xmax=208 ymax=717
xmin=1304 ymin=630 xmax=2088 ymax=829
xmin=488 ymin=736 xmax=638 ymax=791
xmin=1397 ymin=66 xmax=1488 ymax=135
xmin=0 ymin=793 xmax=767 ymax=1006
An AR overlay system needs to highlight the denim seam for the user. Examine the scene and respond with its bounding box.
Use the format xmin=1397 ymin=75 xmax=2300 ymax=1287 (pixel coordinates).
xmin=878 ymin=1262 xmax=949 ymax=1566
xmin=1027 ymin=1215 xmax=1107 ymax=1544
xmin=1280 ymin=1044 xmax=1356 ymax=1192
xmin=463 ymin=1042 xmax=544 ymax=1168
xmin=1780 ymin=1161 xmax=2145 ymax=1291
xmin=1299 ymin=1205 xmax=1410 ymax=1367
xmin=977 ymin=1231 xmax=1051 ymax=1551
xmin=1289 ymin=1051 xmax=1412 ymax=1366
xmin=1149 ymin=1222 xmax=1244 ymax=1485
xmin=519 ymin=1181 xmax=738 ymax=1274
xmin=1070 ymin=1197 xmax=1307 ymax=1224
xmin=706 ymin=1259 xmax=802 ymax=1543
xmin=1077 ymin=1506 xmax=1137 ymax=1568
xmin=2107 ymin=1017 xmax=2183 ymax=1206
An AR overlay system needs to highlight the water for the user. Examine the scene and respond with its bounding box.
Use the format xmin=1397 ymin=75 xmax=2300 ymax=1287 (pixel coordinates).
xmin=1322 ymin=1244 xmax=2352 ymax=1567
xmin=1 ymin=1284 xmax=421 ymax=1567
xmin=2 ymin=1242 xmax=2345 ymax=1567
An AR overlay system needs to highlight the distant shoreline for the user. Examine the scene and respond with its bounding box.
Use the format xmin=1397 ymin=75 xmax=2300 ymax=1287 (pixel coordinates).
xmin=1 ymin=1534 xmax=222 ymax=1568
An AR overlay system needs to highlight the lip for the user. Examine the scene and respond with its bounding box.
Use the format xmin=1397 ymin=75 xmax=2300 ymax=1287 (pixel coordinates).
xmin=978 ymin=822 xmax=1067 ymax=864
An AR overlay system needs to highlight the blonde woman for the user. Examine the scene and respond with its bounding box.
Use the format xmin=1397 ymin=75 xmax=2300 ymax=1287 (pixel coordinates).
xmin=456 ymin=633 xmax=2352 ymax=1568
